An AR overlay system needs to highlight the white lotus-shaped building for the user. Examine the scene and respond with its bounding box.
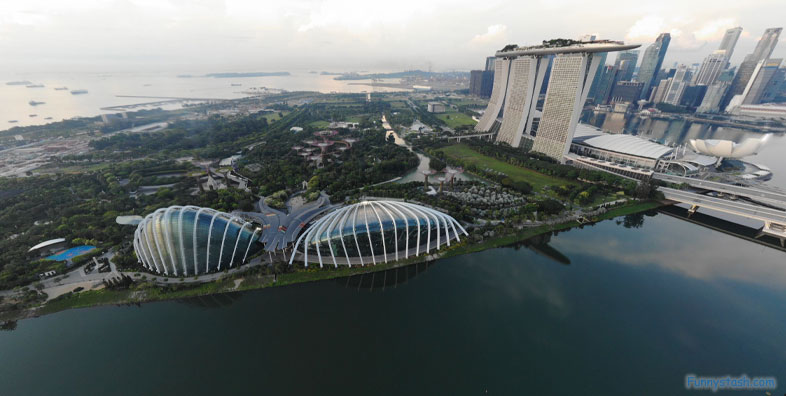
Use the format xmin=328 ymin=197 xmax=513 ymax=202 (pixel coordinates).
xmin=688 ymin=135 xmax=770 ymax=159
xmin=289 ymin=200 xmax=468 ymax=267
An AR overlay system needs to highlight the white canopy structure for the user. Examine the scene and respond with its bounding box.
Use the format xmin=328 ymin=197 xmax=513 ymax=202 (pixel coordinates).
xmin=289 ymin=200 xmax=468 ymax=268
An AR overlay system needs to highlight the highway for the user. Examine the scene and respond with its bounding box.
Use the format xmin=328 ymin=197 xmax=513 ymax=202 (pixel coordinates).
xmin=654 ymin=173 xmax=786 ymax=208
xmin=661 ymin=187 xmax=786 ymax=224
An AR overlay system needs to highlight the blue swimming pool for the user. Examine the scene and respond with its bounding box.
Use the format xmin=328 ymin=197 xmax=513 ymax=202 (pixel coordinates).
xmin=45 ymin=245 xmax=97 ymax=261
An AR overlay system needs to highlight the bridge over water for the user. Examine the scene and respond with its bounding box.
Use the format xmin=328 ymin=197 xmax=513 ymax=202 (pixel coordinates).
xmin=660 ymin=187 xmax=786 ymax=245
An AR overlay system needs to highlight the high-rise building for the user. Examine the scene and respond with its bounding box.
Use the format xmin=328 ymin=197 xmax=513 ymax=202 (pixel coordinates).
xmin=697 ymin=82 xmax=730 ymax=113
xmin=590 ymin=65 xmax=617 ymax=104
xmin=723 ymin=27 xmax=782 ymax=109
xmin=718 ymin=27 xmax=743 ymax=64
xmin=477 ymin=40 xmax=639 ymax=160
xmin=742 ymin=59 xmax=783 ymax=105
xmin=679 ymin=84 xmax=708 ymax=108
xmin=651 ymin=78 xmax=672 ymax=103
xmin=636 ymin=33 xmax=671 ymax=100
xmin=470 ymin=70 xmax=483 ymax=96
xmin=485 ymin=56 xmax=496 ymax=72
xmin=661 ymin=64 xmax=690 ymax=105
xmin=610 ymin=81 xmax=644 ymax=103
xmin=614 ymin=50 xmax=639 ymax=81
xmin=695 ymin=51 xmax=728 ymax=85
xmin=532 ymin=53 xmax=601 ymax=159
xmin=586 ymin=52 xmax=608 ymax=102
xmin=750 ymin=28 xmax=782 ymax=62
xmin=470 ymin=70 xmax=495 ymax=98
xmin=760 ymin=67 xmax=786 ymax=103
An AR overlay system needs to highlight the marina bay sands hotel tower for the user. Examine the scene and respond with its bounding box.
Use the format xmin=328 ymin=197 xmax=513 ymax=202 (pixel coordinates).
xmin=475 ymin=40 xmax=640 ymax=161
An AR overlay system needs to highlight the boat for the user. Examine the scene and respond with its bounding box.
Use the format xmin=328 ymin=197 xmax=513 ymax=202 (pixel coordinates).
xmin=231 ymin=83 xmax=242 ymax=86
xmin=29 ymin=100 xmax=45 ymax=106
xmin=6 ymin=81 xmax=31 ymax=86
xmin=70 ymin=89 xmax=88 ymax=95
xmin=54 ymin=87 xmax=68 ymax=90
xmin=29 ymin=114 xmax=38 ymax=118
xmin=44 ymin=117 xmax=53 ymax=120
xmin=26 ymin=84 xmax=45 ymax=88
xmin=8 ymin=120 xmax=18 ymax=123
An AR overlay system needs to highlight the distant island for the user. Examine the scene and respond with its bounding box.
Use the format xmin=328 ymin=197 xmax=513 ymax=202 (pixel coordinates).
xmin=204 ymin=72 xmax=290 ymax=78
xmin=334 ymin=70 xmax=466 ymax=80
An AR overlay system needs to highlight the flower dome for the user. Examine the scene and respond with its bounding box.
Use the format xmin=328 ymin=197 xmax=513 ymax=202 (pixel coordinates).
xmin=289 ymin=200 xmax=468 ymax=267
xmin=134 ymin=206 xmax=263 ymax=276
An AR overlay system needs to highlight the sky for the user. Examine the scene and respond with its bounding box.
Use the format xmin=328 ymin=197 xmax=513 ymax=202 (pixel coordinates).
xmin=1 ymin=0 xmax=785 ymax=74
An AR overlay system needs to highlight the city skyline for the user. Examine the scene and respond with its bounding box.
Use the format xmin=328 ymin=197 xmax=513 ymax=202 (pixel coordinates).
xmin=1 ymin=0 xmax=785 ymax=73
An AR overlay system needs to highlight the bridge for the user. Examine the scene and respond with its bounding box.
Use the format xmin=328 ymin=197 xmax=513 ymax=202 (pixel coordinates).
xmin=444 ymin=132 xmax=495 ymax=142
xmin=654 ymin=173 xmax=786 ymax=209
xmin=661 ymin=187 xmax=786 ymax=245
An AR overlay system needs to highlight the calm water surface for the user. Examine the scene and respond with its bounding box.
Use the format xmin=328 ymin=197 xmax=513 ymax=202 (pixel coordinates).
xmin=1 ymin=212 xmax=784 ymax=395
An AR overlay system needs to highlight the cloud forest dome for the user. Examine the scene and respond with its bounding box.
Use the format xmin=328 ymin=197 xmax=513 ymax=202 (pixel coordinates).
xmin=289 ymin=200 xmax=468 ymax=267
xmin=134 ymin=206 xmax=263 ymax=276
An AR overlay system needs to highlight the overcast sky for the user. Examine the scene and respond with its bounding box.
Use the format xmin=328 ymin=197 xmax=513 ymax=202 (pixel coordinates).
xmin=1 ymin=0 xmax=784 ymax=73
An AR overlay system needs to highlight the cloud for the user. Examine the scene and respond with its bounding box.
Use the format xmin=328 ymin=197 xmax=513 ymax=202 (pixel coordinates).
xmin=626 ymin=15 xmax=741 ymax=52
xmin=469 ymin=24 xmax=508 ymax=46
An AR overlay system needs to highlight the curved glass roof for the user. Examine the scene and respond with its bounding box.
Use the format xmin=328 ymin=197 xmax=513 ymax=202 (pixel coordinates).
xmin=289 ymin=200 xmax=468 ymax=268
xmin=134 ymin=206 xmax=262 ymax=276
xmin=573 ymin=124 xmax=673 ymax=159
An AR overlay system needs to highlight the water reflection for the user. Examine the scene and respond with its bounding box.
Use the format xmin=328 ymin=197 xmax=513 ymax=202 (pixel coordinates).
xmin=659 ymin=205 xmax=786 ymax=252
xmin=552 ymin=211 xmax=786 ymax=290
xmin=336 ymin=261 xmax=435 ymax=291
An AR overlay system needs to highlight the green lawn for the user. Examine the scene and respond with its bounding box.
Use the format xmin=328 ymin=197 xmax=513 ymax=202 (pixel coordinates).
xmin=308 ymin=121 xmax=331 ymax=129
xmin=438 ymin=143 xmax=576 ymax=190
xmin=436 ymin=112 xmax=477 ymax=129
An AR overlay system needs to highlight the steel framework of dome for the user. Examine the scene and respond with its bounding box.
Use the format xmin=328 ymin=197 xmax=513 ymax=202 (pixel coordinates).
xmin=134 ymin=206 xmax=262 ymax=276
xmin=289 ymin=200 xmax=468 ymax=267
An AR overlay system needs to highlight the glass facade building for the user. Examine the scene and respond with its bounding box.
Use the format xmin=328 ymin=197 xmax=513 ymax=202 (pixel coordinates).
xmin=134 ymin=206 xmax=262 ymax=276
xmin=289 ymin=201 xmax=468 ymax=267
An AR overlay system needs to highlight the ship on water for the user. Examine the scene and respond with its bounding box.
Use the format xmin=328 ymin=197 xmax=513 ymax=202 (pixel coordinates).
xmin=8 ymin=120 xmax=18 ymax=123
xmin=26 ymin=84 xmax=45 ymax=88
xmin=29 ymin=100 xmax=45 ymax=106
xmin=70 ymin=89 xmax=88 ymax=95
xmin=29 ymin=114 xmax=38 ymax=118
xmin=6 ymin=81 xmax=31 ymax=86
xmin=54 ymin=87 xmax=68 ymax=90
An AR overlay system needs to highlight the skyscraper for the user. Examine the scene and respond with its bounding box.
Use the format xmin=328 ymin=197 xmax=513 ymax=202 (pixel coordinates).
xmin=718 ymin=27 xmax=743 ymax=64
xmin=695 ymin=51 xmax=728 ymax=85
xmin=485 ymin=56 xmax=496 ymax=72
xmin=636 ymin=33 xmax=671 ymax=100
xmin=614 ymin=50 xmax=639 ymax=81
xmin=750 ymin=28 xmax=782 ymax=62
xmin=741 ymin=59 xmax=783 ymax=105
xmin=697 ymin=82 xmax=730 ymax=113
xmin=591 ymin=65 xmax=617 ymax=104
xmin=662 ymin=64 xmax=690 ymax=105
xmin=723 ymin=27 xmax=782 ymax=110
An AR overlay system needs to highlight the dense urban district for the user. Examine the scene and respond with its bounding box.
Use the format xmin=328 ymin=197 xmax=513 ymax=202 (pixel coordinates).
xmin=0 ymin=86 xmax=661 ymax=321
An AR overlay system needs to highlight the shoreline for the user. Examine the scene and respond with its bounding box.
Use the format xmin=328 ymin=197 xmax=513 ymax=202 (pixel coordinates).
xmin=0 ymin=199 xmax=662 ymax=323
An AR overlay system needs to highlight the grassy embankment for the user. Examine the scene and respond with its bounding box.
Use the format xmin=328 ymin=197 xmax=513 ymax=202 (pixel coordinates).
xmin=438 ymin=143 xmax=578 ymax=190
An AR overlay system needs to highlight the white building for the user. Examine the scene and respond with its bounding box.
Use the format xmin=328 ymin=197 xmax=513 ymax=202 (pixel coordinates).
xmin=426 ymin=102 xmax=446 ymax=113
